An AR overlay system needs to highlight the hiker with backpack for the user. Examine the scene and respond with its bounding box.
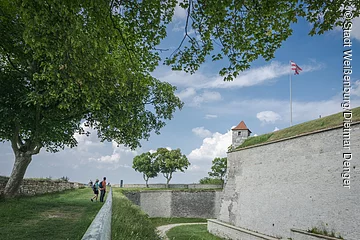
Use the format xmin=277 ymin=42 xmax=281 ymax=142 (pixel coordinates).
xmin=90 ymin=179 xmax=100 ymax=202
xmin=99 ymin=177 xmax=107 ymax=202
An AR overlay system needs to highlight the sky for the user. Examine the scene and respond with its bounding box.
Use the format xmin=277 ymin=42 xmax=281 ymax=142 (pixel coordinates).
xmin=1 ymin=5 xmax=360 ymax=186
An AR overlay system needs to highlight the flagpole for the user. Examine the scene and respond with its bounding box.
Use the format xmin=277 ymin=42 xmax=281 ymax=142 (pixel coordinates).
xmin=290 ymin=61 xmax=292 ymax=126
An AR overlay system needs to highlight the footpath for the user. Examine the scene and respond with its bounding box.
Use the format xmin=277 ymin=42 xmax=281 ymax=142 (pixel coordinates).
xmin=156 ymin=222 xmax=207 ymax=240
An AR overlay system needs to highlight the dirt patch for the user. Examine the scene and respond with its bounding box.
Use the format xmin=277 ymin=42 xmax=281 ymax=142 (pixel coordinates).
xmin=40 ymin=209 xmax=83 ymax=219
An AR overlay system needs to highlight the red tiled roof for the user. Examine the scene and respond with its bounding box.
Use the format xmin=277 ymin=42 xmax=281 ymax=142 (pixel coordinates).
xmin=232 ymin=121 xmax=251 ymax=133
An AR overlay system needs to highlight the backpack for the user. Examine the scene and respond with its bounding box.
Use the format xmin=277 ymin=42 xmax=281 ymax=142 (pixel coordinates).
xmin=93 ymin=184 xmax=96 ymax=190
xmin=99 ymin=181 xmax=103 ymax=188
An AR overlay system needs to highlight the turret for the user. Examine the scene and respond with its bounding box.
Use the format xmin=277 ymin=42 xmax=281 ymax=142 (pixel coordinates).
xmin=231 ymin=121 xmax=251 ymax=148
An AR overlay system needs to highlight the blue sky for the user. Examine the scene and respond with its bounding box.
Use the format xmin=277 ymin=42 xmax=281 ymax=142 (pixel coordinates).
xmin=1 ymin=6 xmax=360 ymax=186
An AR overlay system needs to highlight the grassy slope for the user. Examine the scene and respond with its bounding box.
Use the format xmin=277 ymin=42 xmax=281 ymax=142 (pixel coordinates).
xmin=166 ymin=224 xmax=224 ymax=240
xmin=0 ymin=188 xmax=102 ymax=240
xmin=111 ymin=188 xmax=160 ymax=240
xmin=237 ymin=107 xmax=360 ymax=149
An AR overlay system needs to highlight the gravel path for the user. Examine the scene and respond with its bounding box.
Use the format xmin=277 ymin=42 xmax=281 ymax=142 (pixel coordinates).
xmin=156 ymin=222 xmax=207 ymax=240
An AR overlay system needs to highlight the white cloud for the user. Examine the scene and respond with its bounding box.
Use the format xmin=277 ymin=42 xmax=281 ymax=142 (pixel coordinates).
xmin=73 ymin=123 xmax=104 ymax=151
xmin=253 ymin=134 xmax=258 ymax=136
xmin=149 ymin=147 xmax=171 ymax=154
xmin=187 ymin=164 xmax=202 ymax=172
xmin=352 ymin=17 xmax=360 ymax=41
xmin=273 ymin=127 xmax=279 ymax=132
xmin=192 ymin=91 xmax=222 ymax=106
xmin=172 ymin=21 xmax=185 ymax=32
xmin=334 ymin=17 xmax=360 ymax=41
xmin=188 ymin=129 xmax=232 ymax=161
xmin=96 ymin=163 xmax=132 ymax=170
xmin=176 ymin=87 xmax=196 ymax=100
xmin=257 ymin=111 xmax=282 ymax=124
xmin=157 ymin=61 xmax=323 ymax=90
xmin=173 ymin=1 xmax=187 ymax=20
xmin=96 ymin=153 xmax=121 ymax=164
xmin=90 ymin=140 xmax=137 ymax=164
xmin=352 ymin=80 xmax=360 ymax=96
xmin=176 ymin=88 xmax=222 ymax=107
xmin=192 ymin=127 xmax=212 ymax=138
xmin=205 ymin=114 xmax=218 ymax=119
xmin=208 ymin=95 xmax=360 ymax=125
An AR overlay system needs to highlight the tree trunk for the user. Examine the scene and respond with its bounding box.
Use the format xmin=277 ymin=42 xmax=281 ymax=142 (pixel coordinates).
xmin=143 ymin=174 xmax=149 ymax=188
xmin=4 ymin=150 xmax=33 ymax=197
xmin=166 ymin=177 xmax=171 ymax=188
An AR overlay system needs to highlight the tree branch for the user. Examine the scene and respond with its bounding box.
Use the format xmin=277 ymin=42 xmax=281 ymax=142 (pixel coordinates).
xmin=153 ymin=47 xmax=169 ymax=52
xmin=169 ymin=0 xmax=195 ymax=59
xmin=6 ymin=54 xmax=28 ymax=76
xmin=11 ymin=124 xmax=21 ymax=152
xmin=109 ymin=0 xmax=135 ymax=66
xmin=27 ymin=142 xmax=42 ymax=155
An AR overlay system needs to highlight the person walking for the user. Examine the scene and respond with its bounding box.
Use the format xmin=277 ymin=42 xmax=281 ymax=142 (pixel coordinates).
xmin=99 ymin=177 xmax=107 ymax=202
xmin=91 ymin=179 xmax=99 ymax=202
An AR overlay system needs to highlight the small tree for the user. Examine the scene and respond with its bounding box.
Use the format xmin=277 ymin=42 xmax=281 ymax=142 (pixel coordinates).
xmin=155 ymin=148 xmax=190 ymax=188
xmin=208 ymin=157 xmax=227 ymax=185
xmin=132 ymin=152 xmax=159 ymax=188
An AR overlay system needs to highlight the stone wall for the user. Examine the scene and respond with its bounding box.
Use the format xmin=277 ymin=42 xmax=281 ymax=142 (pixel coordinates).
xmin=124 ymin=190 xmax=222 ymax=218
xmin=0 ymin=178 xmax=86 ymax=196
xmin=215 ymin=123 xmax=360 ymax=240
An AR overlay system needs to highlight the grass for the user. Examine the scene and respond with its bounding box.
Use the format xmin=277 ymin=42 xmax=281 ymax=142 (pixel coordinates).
xmin=150 ymin=217 xmax=207 ymax=227
xmin=308 ymin=227 xmax=344 ymax=239
xmin=111 ymin=188 xmax=160 ymax=240
xmin=236 ymin=107 xmax=360 ymax=150
xmin=167 ymin=224 xmax=224 ymax=240
xmin=0 ymin=188 xmax=103 ymax=240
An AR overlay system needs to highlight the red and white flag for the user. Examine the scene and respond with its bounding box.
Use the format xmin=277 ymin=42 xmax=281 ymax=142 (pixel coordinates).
xmin=291 ymin=61 xmax=302 ymax=75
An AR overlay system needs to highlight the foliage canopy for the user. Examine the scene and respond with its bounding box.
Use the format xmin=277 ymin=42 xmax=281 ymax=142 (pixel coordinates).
xmin=155 ymin=148 xmax=190 ymax=187
xmin=208 ymin=157 xmax=227 ymax=181
xmin=132 ymin=152 xmax=159 ymax=187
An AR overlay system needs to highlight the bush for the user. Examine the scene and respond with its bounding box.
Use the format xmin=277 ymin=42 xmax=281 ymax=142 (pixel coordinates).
xmin=199 ymin=177 xmax=223 ymax=185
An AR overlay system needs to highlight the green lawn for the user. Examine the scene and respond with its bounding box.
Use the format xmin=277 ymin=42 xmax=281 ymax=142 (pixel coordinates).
xmin=236 ymin=106 xmax=360 ymax=150
xmin=111 ymin=188 xmax=160 ymax=240
xmin=167 ymin=224 xmax=224 ymax=240
xmin=0 ymin=188 xmax=102 ymax=240
xmin=150 ymin=217 xmax=207 ymax=227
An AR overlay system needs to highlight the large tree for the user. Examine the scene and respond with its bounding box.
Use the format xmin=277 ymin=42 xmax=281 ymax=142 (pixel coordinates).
xmin=132 ymin=152 xmax=159 ymax=188
xmin=0 ymin=0 xmax=182 ymax=197
xmin=155 ymin=148 xmax=190 ymax=188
